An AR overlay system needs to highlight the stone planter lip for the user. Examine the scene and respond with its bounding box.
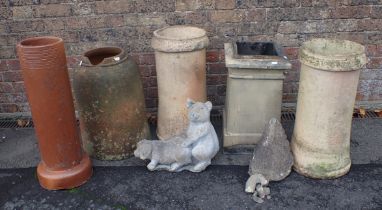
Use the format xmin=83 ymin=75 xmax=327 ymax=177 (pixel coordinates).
xmin=299 ymin=38 xmax=367 ymax=72
xmin=224 ymin=43 xmax=292 ymax=70
xmin=80 ymin=46 xmax=127 ymax=67
xmin=17 ymin=36 xmax=62 ymax=49
xmin=151 ymin=25 xmax=209 ymax=52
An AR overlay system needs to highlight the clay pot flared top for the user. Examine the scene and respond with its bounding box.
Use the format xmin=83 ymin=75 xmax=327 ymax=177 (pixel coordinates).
xmin=299 ymin=38 xmax=366 ymax=72
xmin=151 ymin=25 xmax=209 ymax=52
xmin=81 ymin=47 xmax=127 ymax=66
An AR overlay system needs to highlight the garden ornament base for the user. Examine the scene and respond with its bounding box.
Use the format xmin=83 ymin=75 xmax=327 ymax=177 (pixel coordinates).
xmin=16 ymin=36 xmax=92 ymax=190
xmin=134 ymin=99 xmax=219 ymax=172
xmin=223 ymin=42 xmax=291 ymax=147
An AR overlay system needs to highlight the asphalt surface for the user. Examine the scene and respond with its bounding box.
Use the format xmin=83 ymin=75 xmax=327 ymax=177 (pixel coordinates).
xmin=0 ymin=118 xmax=381 ymax=209
xmin=1 ymin=165 xmax=382 ymax=209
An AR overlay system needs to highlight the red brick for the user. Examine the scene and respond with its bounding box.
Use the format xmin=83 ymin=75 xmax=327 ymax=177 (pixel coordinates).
xmin=2 ymin=71 xmax=23 ymax=82
xmin=371 ymin=6 xmax=382 ymax=18
xmin=207 ymin=75 xmax=226 ymax=85
xmin=95 ymin=0 xmax=135 ymax=14
xmin=138 ymin=65 xmax=152 ymax=77
xmin=360 ymin=69 xmax=382 ymax=80
xmin=146 ymin=87 xmax=158 ymax=98
xmin=367 ymin=44 xmax=382 ymax=57
xmin=367 ymin=33 xmax=382 ymax=44
xmin=217 ymin=85 xmax=226 ymax=96
xmin=148 ymin=66 xmax=156 ymax=76
xmin=72 ymin=2 xmax=94 ymax=16
xmin=0 ymin=104 xmax=20 ymax=113
xmin=206 ymin=95 xmax=225 ymax=106
xmin=282 ymin=93 xmax=297 ymax=102
xmin=215 ymin=0 xmax=236 ymax=9
xmin=283 ymin=47 xmax=299 ymax=60
xmin=208 ymin=63 xmax=227 ymax=74
xmin=283 ymin=0 xmax=300 ymax=7
xmin=367 ymin=57 xmax=382 ymax=69
xmin=34 ymin=4 xmax=72 ymax=17
xmin=139 ymin=54 xmax=155 ymax=65
xmin=6 ymin=59 xmax=20 ymax=70
xmin=0 ymin=82 xmax=14 ymax=93
xmin=43 ymin=18 xmax=66 ymax=31
xmin=284 ymin=71 xmax=299 ymax=82
xmin=246 ymin=9 xmax=266 ymax=22
xmin=0 ymin=60 xmax=7 ymax=71
xmin=219 ymin=49 xmax=225 ymax=62
xmin=207 ymin=85 xmax=217 ymax=96
xmin=5 ymin=93 xmax=27 ymax=103
xmin=283 ymin=82 xmax=299 ymax=94
xmin=206 ymin=51 xmax=219 ymax=63
xmin=8 ymin=20 xmax=45 ymax=33
xmin=145 ymin=98 xmax=158 ymax=109
xmin=12 ymin=6 xmax=33 ymax=19
xmin=358 ymin=19 xmax=382 ymax=32
xmin=146 ymin=77 xmax=157 ymax=87
xmin=12 ymin=81 xmax=25 ymax=92
xmin=17 ymin=103 xmax=30 ymax=112
xmin=176 ymin=0 xmax=215 ymax=11
xmin=330 ymin=6 xmax=370 ymax=19
xmin=0 ymin=46 xmax=17 ymax=59
xmin=290 ymin=60 xmax=301 ymax=72
xmin=210 ymin=10 xmax=245 ymax=23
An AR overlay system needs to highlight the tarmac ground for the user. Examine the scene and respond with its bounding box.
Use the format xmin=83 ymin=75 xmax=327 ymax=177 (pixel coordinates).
xmin=0 ymin=118 xmax=381 ymax=209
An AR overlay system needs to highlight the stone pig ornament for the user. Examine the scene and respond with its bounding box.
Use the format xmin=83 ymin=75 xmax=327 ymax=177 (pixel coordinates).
xmin=134 ymin=99 xmax=219 ymax=172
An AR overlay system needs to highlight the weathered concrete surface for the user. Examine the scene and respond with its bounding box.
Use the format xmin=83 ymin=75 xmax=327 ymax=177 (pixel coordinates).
xmin=248 ymin=119 xmax=293 ymax=181
xmin=1 ymin=165 xmax=382 ymax=209
xmin=223 ymin=42 xmax=291 ymax=147
xmin=1 ymin=119 xmax=382 ymax=168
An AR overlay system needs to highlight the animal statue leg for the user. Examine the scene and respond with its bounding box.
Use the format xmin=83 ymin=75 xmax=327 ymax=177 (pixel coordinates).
xmin=147 ymin=160 xmax=158 ymax=171
xmin=170 ymin=148 xmax=192 ymax=172
xmin=192 ymin=160 xmax=211 ymax=172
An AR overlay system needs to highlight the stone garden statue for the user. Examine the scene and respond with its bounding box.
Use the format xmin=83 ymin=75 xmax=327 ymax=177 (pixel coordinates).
xmin=245 ymin=118 xmax=294 ymax=203
xmin=134 ymin=99 xmax=219 ymax=172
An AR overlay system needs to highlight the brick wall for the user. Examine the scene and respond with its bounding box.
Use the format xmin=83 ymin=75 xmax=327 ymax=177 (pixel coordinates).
xmin=1 ymin=0 xmax=382 ymax=115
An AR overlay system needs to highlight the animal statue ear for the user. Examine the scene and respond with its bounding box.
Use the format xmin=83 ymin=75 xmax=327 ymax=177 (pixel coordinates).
xmin=205 ymin=101 xmax=212 ymax=111
xmin=186 ymin=98 xmax=195 ymax=108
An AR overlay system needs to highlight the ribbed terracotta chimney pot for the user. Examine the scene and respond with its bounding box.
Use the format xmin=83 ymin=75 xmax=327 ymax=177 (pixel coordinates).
xmin=16 ymin=36 xmax=92 ymax=190
xmin=291 ymin=38 xmax=367 ymax=179
xmin=152 ymin=25 xmax=209 ymax=140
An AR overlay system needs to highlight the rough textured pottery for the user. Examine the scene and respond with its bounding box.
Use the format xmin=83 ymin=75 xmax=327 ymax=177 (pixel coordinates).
xmin=291 ymin=38 xmax=367 ymax=179
xmin=223 ymin=42 xmax=291 ymax=147
xmin=152 ymin=25 xmax=208 ymax=140
xmin=74 ymin=47 xmax=150 ymax=160
xmin=16 ymin=36 xmax=92 ymax=190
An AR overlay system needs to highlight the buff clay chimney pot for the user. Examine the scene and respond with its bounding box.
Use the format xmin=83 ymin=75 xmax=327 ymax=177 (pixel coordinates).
xmin=16 ymin=36 xmax=92 ymax=190
xmin=152 ymin=25 xmax=209 ymax=140
xmin=291 ymin=39 xmax=367 ymax=179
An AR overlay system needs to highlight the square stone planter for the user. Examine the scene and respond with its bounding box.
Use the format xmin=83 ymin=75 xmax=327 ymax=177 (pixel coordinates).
xmin=223 ymin=42 xmax=292 ymax=147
